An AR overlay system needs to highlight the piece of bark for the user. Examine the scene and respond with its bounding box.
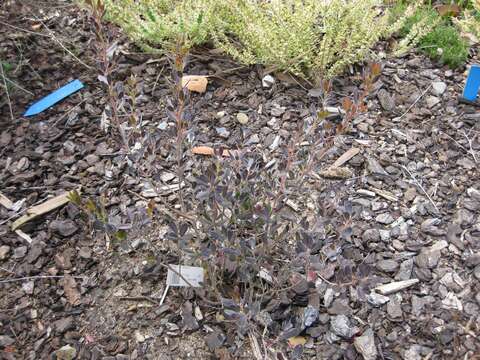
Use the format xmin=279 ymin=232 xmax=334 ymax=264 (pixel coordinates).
xmin=11 ymin=190 xmax=79 ymax=231
xmin=15 ymin=229 xmax=33 ymax=244
xmin=369 ymin=187 xmax=399 ymax=202
xmin=319 ymin=167 xmax=353 ymax=179
xmin=63 ymin=274 xmax=81 ymax=306
xmin=0 ymin=192 xmax=14 ymax=210
xmin=330 ymin=147 xmax=360 ymax=168
xmin=375 ymin=279 xmax=419 ymax=295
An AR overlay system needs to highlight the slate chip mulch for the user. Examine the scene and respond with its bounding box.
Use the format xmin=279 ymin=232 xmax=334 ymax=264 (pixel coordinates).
xmin=1 ymin=1 xmax=480 ymax=359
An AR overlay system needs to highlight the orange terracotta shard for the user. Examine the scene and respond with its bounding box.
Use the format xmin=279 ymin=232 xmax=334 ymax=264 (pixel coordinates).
xmin=181 ymin=75 xmax=208 ymax=93
xmin=192 ymin=146 xmax=215 ymax=156
xmin=192 ymin=146 xmax=240 ymax=158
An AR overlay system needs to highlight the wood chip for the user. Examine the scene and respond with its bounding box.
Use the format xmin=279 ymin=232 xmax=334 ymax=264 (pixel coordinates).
xmin=288 ymin=336 xmax=307 ymax=347
xmin=354 ymin=139 xmax=371 ymax=146
xmin=63 ymin=274 xmax=81 ymax=306
xmin=375 ymin=279 xmax=419 ymax=295
xmin=249 ymin=331 xmax=264 ymax=360
xmin=429 ymin=240 xmax=448 ymax=252
xmin=158 ymin=182 xmax=185 ymax=195
xmin=330 ymin=147 xmax=360 ymax=168
xmin=15 ymin=229 xmax=33 ymax=244
xmin=11 ymin=189 xmax=79 ymax=231
xmin=357 ymin=189 xmax=376 ymax=197
xmin=181 ymin=75 xmax=208 ymax=93
xmin=369 ymin=187 xmax=398 ymax=202
xmin=0 ymin=192 xmax=14 ymax=210
xmin=319 ymin=167 xmax=353 ymax=179
xmin=284 ymin=199 xmax=299 ymax=212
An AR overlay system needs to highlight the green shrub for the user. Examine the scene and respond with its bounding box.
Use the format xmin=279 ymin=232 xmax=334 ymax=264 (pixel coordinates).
xmin=392 ymin=2 xmax=470 ymax=68
xmin=212 ymin=0 xmax=322 ymax=77
xmin=103 ymin=0 xmax=414 ymax=79
xmin=311 ymin=0 xmax=406 ymax=78
xmin=214 ymin=0 xmax=410 ymax=78
xmin=421 ymin=24 xmax=469 ymax=68
xmin=394 ymin=5 xmax=439 ymax=37
xmin=103 ymin=0 xmax=221 ymax=50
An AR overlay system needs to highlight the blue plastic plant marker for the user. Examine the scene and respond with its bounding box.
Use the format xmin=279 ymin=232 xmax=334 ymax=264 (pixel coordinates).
xmin=24 ymin=79 xmax=84 ymax=117
xmin=462 ymin=65 xmax=480 ymax=102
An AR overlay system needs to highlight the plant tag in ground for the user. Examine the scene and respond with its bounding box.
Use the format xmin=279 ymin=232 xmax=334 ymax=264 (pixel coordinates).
xmin=24 ymin=79 xmax=84 ymax=117
xmin=462 ymin=64 xmax=480 ymax=102
xmin=166 ymin=265 xmax=204 ymax=287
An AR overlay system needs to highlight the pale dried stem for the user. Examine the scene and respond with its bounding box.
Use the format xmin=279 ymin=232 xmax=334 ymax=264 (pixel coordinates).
xmin=0 ymin=61 xmax=14 ymax=121
xmin=402 ymin=165 xmax=440 ymax=213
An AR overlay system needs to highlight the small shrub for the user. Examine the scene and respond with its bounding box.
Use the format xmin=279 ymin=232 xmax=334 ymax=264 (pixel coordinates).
xmin=216 ymin=0 xmax=408 ymax=79
xmin=212 ymin=0 xmax=323 ymax=77
xmin=421 ymin=24 xmax=469 ymax=68
xmin=391 ymin=2 xmax=470 ymax=68
xmin=391 ymin=4 xmax=439 ymax=38
xmin=102 ymin=0 xmax=221 ymax=50
xmin=160 ymin=58 xmax=379 ymax=340
xmin=311 ymin=0 xmax=407 ymax=78
xmin=104 ymin=0 xmax=413 ymax=79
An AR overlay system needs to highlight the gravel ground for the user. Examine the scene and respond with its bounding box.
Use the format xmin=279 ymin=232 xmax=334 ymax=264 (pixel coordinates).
xmin=1 ymin=1 xmax=479 ymax=359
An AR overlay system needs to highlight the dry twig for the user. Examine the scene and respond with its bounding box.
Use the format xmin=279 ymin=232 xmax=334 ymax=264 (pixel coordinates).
xmin=461 ymin=130 xmax=478 ymax=164
xmin=0 ymin=19 xmax=50 ymax=37
xmin=117 ymin=296 xmax=159 ymax=305
xmin=0 ymin=75 xmax=33 ymax=95
xmin=402 ymin=165 xmax=440 ymax=213
xmin=0 ymin=60 xmax=14 ymax=121
xmin=0 ymin=275 xmax=85 ymax=284
xmin=398 ymin=84 xmax=432 ymax=121
xmin=32 ymin=15 xmax=92 ymax=70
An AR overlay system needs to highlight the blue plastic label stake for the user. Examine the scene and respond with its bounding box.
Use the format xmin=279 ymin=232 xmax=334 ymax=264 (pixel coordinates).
xmin=24 ymin=79 xmax=84 ymax=117
xmin=462 ymin=65 xmax=480 ymax=102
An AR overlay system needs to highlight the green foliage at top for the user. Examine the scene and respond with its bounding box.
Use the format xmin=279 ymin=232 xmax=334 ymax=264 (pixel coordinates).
xmin=103 ymin=0 xmax=413 ymax=79
xmin=422 ymin=24 xmax=469 ymax=68
xmin=211 ymin=0 xmax=323 ymax=76
xmin=103 ymin=0 xmax=220 ymax=50
xmin=215 ymin=0 xmax=408 ymax=79
xmin=392 ymin=5 xmax=439 ymax=37
xmin=455 ymin=0 xmax=480 ymax=40
xmin=391 ymin=1 xmax=470 ymax=68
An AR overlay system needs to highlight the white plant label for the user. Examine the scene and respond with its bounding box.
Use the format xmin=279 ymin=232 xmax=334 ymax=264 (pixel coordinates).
xmin=166 ymin=265 xmax=204 ymax=287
